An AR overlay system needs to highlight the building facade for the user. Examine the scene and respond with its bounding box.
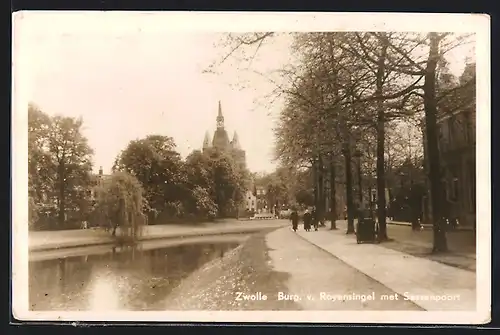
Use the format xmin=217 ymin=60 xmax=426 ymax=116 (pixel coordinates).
xmin=422 ymin=63 xmax=476 ymax=229
xmin=90 ymin=166 xmax=110 ymax=201
xmin=255 ymin=186 xmax=269 ymax=213
xmin=245 ymin=190 xmax=257 ymax=212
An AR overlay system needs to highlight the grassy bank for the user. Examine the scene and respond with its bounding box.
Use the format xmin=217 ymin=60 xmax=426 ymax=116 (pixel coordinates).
xmin=163 ymin=228 xmax=301 ymax=310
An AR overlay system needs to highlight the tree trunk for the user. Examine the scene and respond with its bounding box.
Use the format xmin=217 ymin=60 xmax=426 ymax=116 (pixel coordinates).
xmin=330 ymin=159 xmax=337 ymax=230
xmin=424 ymin=33 xmax=448 ymax=252
xmin=318 ymin=154 xmax=325 ymax=223
xmin=375 ymin=34 xmax=389 ymax=241
xmin=313 ymin=158 xmax=319 ymax=210
xmin=357 ymin=157 xmax=363 ymax=204
xmin=344 ymin=145 xmax=355 ymax=234
xmin=57 ymin=161 xmax=66 ymax=227
xmin=376 ymin=111 xmax=388 ymax=240
xmin=368 ymin=184 xmax=374 ymax=212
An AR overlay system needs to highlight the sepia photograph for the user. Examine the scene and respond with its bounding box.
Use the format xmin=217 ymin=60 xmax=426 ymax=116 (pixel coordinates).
xmin=12 ymin=12 xmax=490 ymax=324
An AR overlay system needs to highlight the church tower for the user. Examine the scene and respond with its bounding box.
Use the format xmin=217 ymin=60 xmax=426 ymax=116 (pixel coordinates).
xmin=202 ymin=100 xmax=246 ymax=170
xmin=231 ymin=131 xmax=241 ymax=149
xmin=230 ymin=131 xmax=246 ymax=170
xmin=202 ymin=131 xmax=211 ymax=152
xmin=216 ymin=100 xmax=224 ymax=129
xmin=212 ymin=100 xmax=231 ymax=150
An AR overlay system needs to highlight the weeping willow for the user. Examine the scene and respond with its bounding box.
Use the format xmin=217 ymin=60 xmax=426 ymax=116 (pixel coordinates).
xmin=94 ymin=171 xmax=146 ymax=243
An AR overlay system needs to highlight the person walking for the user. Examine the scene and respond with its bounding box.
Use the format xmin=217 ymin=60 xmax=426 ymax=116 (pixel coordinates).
xmin=303 ymin=208 xmax=312 ymax=232
xmin=409 ymin=203 xmax=421 ymax=231
xmin=311 ymin=207 xmax=319 ymax=231
xmin=290 ymin=208 xmax=299 ymax=232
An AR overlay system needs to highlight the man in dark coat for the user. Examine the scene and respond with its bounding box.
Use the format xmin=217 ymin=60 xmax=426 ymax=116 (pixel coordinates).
xmin=311 ymin=207 xmax=319 ymax=231
xmin=290 ymin=208 xmax=299 ymax=232
xmin=303 ymin=209 xmax=312 ymax=232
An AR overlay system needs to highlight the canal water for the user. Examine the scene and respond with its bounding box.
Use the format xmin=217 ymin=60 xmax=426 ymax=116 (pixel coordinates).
xmin=29 ymin=240 xmax=240 ymax=311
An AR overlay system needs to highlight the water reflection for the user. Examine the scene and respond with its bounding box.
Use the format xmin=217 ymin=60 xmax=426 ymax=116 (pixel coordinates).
xmin=29 ymin=241 xmax=239 ymax=311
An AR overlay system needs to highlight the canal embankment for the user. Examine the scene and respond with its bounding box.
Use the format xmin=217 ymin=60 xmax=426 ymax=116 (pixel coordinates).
xmin=29 ymin=233 xmax=252 ymax=262
xmin=29 ymin=219 xmax=289 ymax=253
xmin=28 ymin=226 xmax=295 ymax=311
xmin=163 ymin=229 xmax=302 ymax=310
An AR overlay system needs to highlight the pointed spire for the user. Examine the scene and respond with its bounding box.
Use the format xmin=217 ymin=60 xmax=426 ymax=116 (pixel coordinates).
xmin=231 ymin=131 xmax=241 ymax=149
xmin=216 ymin=100 xmax=224 ymax=129
xmin=203 ymin=131 xmax=211 ymax=149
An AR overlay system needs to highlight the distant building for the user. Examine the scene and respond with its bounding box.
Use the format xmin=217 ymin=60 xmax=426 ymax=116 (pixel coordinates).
xmin=90 ymin=166 xmax=111 ymax=201
xmin=202 ymin=100 xmax=246 ymax=171
xmin=422 ymin=62 xmax=476 ymax=229
xmin=201 ymin=101 xmax=249 ymax=216
xmin=255 ymin=186 xmax=267 ymax=196
xmin=255 ymin=186 xmax=268 ymax=213
xmin=245 ymin=190 xmax=256 ymax=212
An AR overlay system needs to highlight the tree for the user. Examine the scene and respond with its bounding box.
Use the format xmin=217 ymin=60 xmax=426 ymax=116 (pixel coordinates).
xmin=183 ymin=150 xmax=218 ymax=219
xmin=28 ymin=104 xmax=53 ymax=206
xmin=253 ymin=167 xmax=293 ymax=213
xmin=184 ymin=149 xmax=248 ymax=218
xmin=28 ymin=104 xmax=94 ymax=229
xmin=421 ymin=33 xmax=449 ymax=251
xmin=325 ymin=32 xmax=429 ymax=239
xmin=224 ymin=33 xmax=401 ymax=235
xmin=184 ymin=150 xmax=214 ymax=192
xmin=190 ymin=186 xmax=218 ymax=219
xmin=28 ymin=195 xmax=38 ymax=229
xmin=295 ymin=188 xmax=314 ymax=207
xmin=274 ymin=32 xmax=387 ymax=233
xmin=326 ymin=32 xmax=473 ymax=246
xmin=46 ymin=116 xmax=94 ymax=227
xmin=327 ymin=156 xmax=338 ymax=229
xmin=204 ymin=149 xmax=248 ymax=217
xmin=212 ymin=31 xmax=475 ymax=252
xmin=93 ymin=171 xmax=146 ymax=240
xmin=28 ymin=104 xmax=57 ymax=229
xmin=380 ymin=32 xmax=475 ymax=252
xmin=113 ymin=135 xmax=187 ymax=222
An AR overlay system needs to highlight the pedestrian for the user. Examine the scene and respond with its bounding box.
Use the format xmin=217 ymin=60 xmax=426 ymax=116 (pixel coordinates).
xmin=311 ymin=207 xmax=319 ymax=231
xmin=410 ymin=204 xmax=420 ymax=231
xmin=81 ymin=220 xmax=88 ymax=230
xmin=303 ymin=209 xmax=312 ymax=232
xmin=290 ymin=208 xmax=299 ymax=232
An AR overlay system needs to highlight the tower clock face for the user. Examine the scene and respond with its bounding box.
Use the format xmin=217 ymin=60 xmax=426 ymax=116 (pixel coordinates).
xmin=217 ymin=119 xmax=224 ymax=128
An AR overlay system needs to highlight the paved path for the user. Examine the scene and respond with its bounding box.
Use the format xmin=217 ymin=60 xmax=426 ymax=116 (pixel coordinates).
xmin=287 ymin=226 xmax=476 ymax=311
xmin=265 ymin=228 xmax=421 ymax=310
xmin=336 ymin=220 xmax=476 ymax=271
xmin=29 ymin=219 xmax=288 ymax=252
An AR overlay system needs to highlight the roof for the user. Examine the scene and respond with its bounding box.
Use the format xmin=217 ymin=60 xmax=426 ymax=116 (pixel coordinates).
xmin=212 ymin=128 xmax=230 ymax=149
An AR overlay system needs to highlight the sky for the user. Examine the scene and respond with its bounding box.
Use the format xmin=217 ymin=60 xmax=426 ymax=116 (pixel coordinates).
xmin=16 ymin=12 xmax=479 ymax=175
